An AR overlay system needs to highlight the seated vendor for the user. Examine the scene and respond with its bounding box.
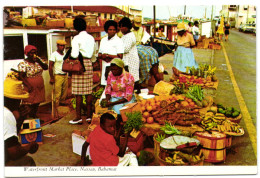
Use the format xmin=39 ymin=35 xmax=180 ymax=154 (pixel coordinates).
xmin=80 ymin=112 xmax=138 ymax=166
xmin=103 ymin=58 xmax=136 ymax=115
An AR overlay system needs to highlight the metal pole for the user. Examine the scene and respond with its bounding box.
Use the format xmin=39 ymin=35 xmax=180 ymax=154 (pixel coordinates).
xmin=184 ymin=5 xmax=186 ymax=15
xmin=153 ymin=5 xmax=156 ymax=39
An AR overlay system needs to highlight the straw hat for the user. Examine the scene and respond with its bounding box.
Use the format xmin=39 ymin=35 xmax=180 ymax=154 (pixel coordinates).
xmin=56 ymin=40 xmax=67 ymax=45
xmin=4 ymin=72 xmax=29 ymax=99
xmin=133 ymin=15 xmax=142 ymax=27
xmin=177 ymin=22 xmax=186 ymax=31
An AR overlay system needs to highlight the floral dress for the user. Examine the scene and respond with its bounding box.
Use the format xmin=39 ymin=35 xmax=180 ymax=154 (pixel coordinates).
xmin=121 ymin=32 xmax=140 ymax=82
xmin=105 ymin=71 xmax=135 ymax=114
xmin=18 ymin=61 xmax=45 ymax=104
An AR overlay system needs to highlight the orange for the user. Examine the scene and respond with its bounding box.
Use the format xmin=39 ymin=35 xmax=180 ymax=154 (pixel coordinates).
xmin=140 ymin=99 xmax=146 ymax=106
xmin=141 ymin=106 xmax=146 ymax=112
xmin=146 ymin=105 xmax=153 ymax=111
xmin=142 ymin=117 xmax=146 ymax=123
xmin=181 ymin=101 xmax=189 ymax=107
xmin=147 ymin=117 xmax=154 ymax=124
xmin=143 ymin=111 xmax=150 ymax=118
xmin=152 ymin=105 xmax=157 ymax=110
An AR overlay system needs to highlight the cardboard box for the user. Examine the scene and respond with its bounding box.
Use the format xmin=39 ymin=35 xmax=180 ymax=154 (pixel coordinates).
xmin=46 ymin=19 xmax=64 ymax=27
xmin=22 ymin=118 xmax=41 ymax=130
xmin=22 ymin=19 xmax=36 ymax=27
xmin=72 ymin=132 xmax=90 ymax=156
xmin=119 ymin=102 xmax=142 ymax=122
xmin=20 ymin=128 xmax=43 ymax=145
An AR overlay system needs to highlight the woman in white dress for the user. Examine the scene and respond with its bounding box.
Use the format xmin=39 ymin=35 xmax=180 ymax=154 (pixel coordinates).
xmin=98 ymin=20 xmax=124 ymax=86
xmin=119 ymin=17 xmax=140 ymax=93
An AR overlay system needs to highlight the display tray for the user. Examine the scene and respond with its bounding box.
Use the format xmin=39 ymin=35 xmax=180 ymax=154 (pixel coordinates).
xmin=160 ymin=135 xmax=200 ymax=149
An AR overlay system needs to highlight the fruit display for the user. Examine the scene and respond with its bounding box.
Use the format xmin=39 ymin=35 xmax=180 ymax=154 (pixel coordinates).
xmin=140 ymin=94 xmax=203 ymax=126
xmin=200 ymin=111 xmax=243 ymax=135
xmin=171 ymin=64 xmax=218 ymax=89
xmin=216 ymin=104 xmax=241 ymax=118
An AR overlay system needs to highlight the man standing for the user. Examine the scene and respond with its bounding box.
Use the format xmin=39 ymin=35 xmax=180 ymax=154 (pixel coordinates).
xmin=4 ymin=72 xmax=39 ymax=166
xmin=131 ymin=15 xmax=150 ymax=45
xmin=49 ymin=40 xmax=68 ymax=114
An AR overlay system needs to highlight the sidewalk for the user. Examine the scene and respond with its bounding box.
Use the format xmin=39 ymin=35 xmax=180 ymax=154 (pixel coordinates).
xmin=30 ymin=48 xmax=215 ymax=166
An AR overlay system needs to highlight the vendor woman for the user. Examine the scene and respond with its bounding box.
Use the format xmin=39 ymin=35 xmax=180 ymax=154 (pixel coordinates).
xmin=103 ymin=58 xmax=135 ymax=115
xmin=173 ymin=22 xmax=198 ymax=76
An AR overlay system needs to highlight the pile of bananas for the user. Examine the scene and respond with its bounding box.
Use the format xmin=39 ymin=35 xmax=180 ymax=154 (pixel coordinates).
xmin=164 ymin=151 xmax=202 ymax=165
xmin=165 ymin=151 xmax=186 ymax=165
xmin=201 ymin=112 xmax=242 ymax=133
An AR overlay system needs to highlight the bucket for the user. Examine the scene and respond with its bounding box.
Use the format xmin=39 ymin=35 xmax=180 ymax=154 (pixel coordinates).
xmin=194 ymin=131 xmax=230 ymax=163
xmin=201 ymin=148 xmax=226 ymax=163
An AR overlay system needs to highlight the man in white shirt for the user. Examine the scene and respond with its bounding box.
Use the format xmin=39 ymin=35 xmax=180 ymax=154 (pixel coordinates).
xmin=4 ymin=73 xmax=39 ymax=166
xmin=192 ymin=21 xmax=200 ymax=46
xmin=49 ymin=40 xmax=68 ymax=112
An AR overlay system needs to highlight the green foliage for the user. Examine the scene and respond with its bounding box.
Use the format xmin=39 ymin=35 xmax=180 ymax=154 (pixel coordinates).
xmin=137 ymin=150 xmax=155 ymax=166
xmin=124 ymin=111 xmax=143 ymax=133
xmin=160 ymin=122 xmax=181 ymax=135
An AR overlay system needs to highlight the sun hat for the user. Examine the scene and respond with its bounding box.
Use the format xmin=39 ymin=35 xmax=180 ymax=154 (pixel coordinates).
xmin=4 ymin=72 xmax=29 ymax=99
xmin=177 ymin=22 xmax=186 ymax=31
xmin=56 ymin=40 xmax=67 ymax=45
xmin=133 ymin=15 xmax=142 ymax=27
xmin=111 ymin=58 xmax=125 ymax=69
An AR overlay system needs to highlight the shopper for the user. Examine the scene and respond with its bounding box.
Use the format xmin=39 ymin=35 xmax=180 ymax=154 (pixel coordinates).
xmin=187 ymin=22 xmax=193 ymax=33
xmin=132 ymin=15 xmax=150 ymax=45
xmin=68 ymin=17 xmax=95 ymax=124
xmin=119 ymin=17 xmax=140 ymax=93
xmin=4 ymin=73 xmax=39 ymax=166
xmin=173 ymin=22 xmax=198 ymax=76
xmin=49 ymin=40 xmax=68 ymax=113
xmin=80 ymin=112 xmax=138 ymax=166
xmin=98 ymin=20 xmax=124 ymax=86
xmin=103 ymin=58 xmax=136 ymax=115
xmin=224 ymin=22 xmax=230 ymax=41
xmin=192 ymin=21 xmax=200 ymax=46
xmin=18 ymin=45 xmax=48 ymax=119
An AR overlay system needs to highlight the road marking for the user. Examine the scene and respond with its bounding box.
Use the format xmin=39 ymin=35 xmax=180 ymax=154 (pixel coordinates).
xmin=221 ymin=42 xmax=257 ymax=158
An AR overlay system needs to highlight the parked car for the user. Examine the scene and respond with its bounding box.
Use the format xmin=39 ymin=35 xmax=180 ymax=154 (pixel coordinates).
xmin=239 ymin=24 xmax=256 ymax=33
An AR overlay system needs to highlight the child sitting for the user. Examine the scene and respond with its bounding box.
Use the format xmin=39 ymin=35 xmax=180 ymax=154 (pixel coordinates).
xmin=80 ymin=112 xmax=138 ymax=166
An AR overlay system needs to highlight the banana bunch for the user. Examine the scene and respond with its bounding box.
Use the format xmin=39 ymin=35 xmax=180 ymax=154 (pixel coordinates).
xmin=201 ymin=112 xmax=226 ymax=131
xmin=217 ymin=120 xmax=241 ymax=133
xmin=165 ymin=151 xmax=186 ymax=165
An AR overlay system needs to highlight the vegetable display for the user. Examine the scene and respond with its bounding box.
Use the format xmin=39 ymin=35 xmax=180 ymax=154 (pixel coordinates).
xmin=160 ymin=122 xmax=181 ymax=135
xmin=124 ymin=111 xmax=143 ymax=133
xmin=185 ymin=85 xmax=204 ymax=107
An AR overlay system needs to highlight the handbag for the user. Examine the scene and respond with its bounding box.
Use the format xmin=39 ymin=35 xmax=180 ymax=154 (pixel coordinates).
xmin=62 ymin=58 xmax=84 ymax=74
xmin=62 ymin=48 xmax=84 ymax=74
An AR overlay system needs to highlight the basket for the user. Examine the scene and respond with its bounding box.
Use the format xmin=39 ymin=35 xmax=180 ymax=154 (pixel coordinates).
xmin=158 ymin=149 xmax=204 ymax=166
xmin=201 ymin=148 xmax=226 ymax=163
xmin=226 ymin=114 xmax=242 ymax=124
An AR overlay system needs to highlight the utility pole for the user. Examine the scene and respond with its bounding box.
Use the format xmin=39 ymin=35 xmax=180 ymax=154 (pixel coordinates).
xmin=153 ymin=5 xmax=156 ymax=39
xmin=184 ymin=5 xmax=186 ymax=16
xmin=246 ymin=5 xmax=249 ymax=23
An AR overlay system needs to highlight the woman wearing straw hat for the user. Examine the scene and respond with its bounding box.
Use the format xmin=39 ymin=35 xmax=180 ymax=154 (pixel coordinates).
xmin=102 ymin=58 xmax=136 ymax=115
xmin=18 ymin=45 xmax=48 ymax=120
xmin=4 ymin=72 xmax=39 ymax=166
xmin=173 ymin=22 xmax=198 ymax=76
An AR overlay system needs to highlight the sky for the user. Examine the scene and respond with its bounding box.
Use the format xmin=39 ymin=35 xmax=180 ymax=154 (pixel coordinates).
xmin=141 ymin=5 xmax=223 ymax=20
